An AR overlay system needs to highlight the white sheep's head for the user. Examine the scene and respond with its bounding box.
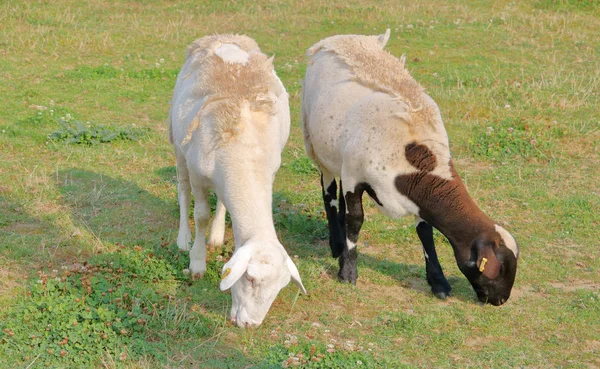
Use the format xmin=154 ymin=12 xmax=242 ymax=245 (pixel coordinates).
xmin=219 ymin=240 xmax=306 ymax=328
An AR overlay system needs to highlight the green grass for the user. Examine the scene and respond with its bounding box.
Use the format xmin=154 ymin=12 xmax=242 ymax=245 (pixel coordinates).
xmin=1 ymin=0 xmax=599 ymax=367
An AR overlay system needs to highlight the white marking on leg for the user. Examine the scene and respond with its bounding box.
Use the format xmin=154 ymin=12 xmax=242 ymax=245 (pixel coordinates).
xmin=495 ymin=224 xmax=519 ymax=258
xmin=346 ymin=238 xmax=356 ymax=250
xmin=329 ymin=198 xmax=339 ymax=208
xmin=416 ymin=218 xmax=429 ymax=260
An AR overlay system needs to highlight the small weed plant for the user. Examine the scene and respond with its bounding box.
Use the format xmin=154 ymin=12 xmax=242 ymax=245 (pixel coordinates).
xmin=0 ymin=242 xmax=220 ymax=367
xmin=288 ymin=157 xmax=319 ymax=175
xmin=48 ymin=117 xmax=148 ymax=145
xmin=5 ymin=106 xmax=148 ymax=145
xmin=260 ymin=342 xmax=377 ymax=368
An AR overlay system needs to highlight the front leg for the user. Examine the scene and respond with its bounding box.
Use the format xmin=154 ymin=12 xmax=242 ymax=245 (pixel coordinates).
xmin=189 ymin=186 xmax=210 ymax=278
xmin=321 ymin=171 xmax=345 ymax=258
xmin=207 ymin=198 xmax=226 ymax=247
xmin=339 ymin=186 xmax=364 ymax=284
xmin=175 ymin=153 xmax=192 ymax=251
xmin=416 ymin=219 xmax=452 ymax=299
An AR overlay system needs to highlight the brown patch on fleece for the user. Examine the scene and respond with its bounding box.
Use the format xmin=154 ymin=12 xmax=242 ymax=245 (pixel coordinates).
xmin=405 ymin=142 xmax=437 ymax=172
xmin=307 ymin=33 xmax=438 ymax=128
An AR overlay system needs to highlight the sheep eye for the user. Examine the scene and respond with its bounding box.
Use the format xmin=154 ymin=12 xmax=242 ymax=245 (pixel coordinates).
xmin=245 ymin=275 xmax=255 ymax=285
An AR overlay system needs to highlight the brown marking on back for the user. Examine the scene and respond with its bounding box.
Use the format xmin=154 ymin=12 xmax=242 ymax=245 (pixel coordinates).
xmin=405 ymin=142 xmax=436 ymax=172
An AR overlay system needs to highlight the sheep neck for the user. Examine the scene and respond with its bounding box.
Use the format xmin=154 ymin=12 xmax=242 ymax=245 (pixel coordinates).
xmin=395 ymin=161 xmax=495 ymax=257
xmin=221 ymin=162 xmax=278 ymax=247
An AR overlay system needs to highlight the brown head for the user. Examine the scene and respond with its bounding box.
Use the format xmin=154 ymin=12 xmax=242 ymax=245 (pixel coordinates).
xmin=456 ymin=225 xmax=519 ymax=305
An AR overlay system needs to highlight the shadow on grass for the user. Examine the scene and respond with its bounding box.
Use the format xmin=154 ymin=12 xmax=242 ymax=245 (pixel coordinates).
xmin=48 ymin=168 xmax=268 ymax=365
xmin=0 ymin=193 xmax=46 ymax=309
xmin=0 ymin=192 xmax=81 ymax=264
xmin=359 ymin=253 xmax=479 ymax=304
xmin=272 ymin=192 xmax=479 ymax=304
xmin=56 ymin=168 xmax=178 ymax=245
xmin=155 ymin=165 xmax=177 ymax=185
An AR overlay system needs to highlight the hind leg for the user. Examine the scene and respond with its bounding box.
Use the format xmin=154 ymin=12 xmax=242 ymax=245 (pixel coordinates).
xmin=207 ymin=198 xmax=226 ymax=247
xmin=338 ymin=184 xmax=365 ymax=284
xmin=175 ymin=152 xmax=192 ymax=251
xmin=321 ymin=169 xmax=345 ymax=258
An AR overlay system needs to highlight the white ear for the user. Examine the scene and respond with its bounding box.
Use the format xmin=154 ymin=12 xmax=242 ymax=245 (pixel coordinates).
xmin=378 ymin=28 xmax=391 ymax=47
xmin=286 ymin=257 xmax=307 ymax=295
xmin=220 ymin=245 xmax=254 ymax=291
xmin=399 ymin=54 xmax=407 ymax=69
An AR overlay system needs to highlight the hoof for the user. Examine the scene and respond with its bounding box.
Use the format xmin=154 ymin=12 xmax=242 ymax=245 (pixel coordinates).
xmin=191 ymin=272 xmax=205 ymax=280
xmin=434 ymin=291 xmax=448 ymax=300
xmin=337 ymin=272 xmax=357 ymax=285
xmin=189 ymin=260 xmax=206 ymax=279
xmin=433 ymin=289 xmax=452 ymax=300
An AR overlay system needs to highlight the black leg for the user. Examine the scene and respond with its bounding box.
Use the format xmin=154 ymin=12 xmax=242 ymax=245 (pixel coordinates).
xmin=416 ymin=221 xmax=452 ymax=299
xmin=321 ymin=173 xmax=345 ymax=258
xmin=338 ymin=180 xmax=346 ymax=236
xmin=338 ymin=186 xmax=364 ymax=284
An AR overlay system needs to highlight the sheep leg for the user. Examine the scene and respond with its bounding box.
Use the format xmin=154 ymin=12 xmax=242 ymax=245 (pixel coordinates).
xmin=189 ymin=186 xmax=210 ymax=278
xmin=339 ymin=186 xmax=364 ymax=284
xmin=416 ymin=220 xmax=452 ymax=299
xmin=338 ymin=180 xmax=346 ymax=236
xmin=207 ymin=198 xmax=226 ymax=247
xmin=320 ymin=171 xmax=345 ymax=258
xmin=175 ymin=153 xmax=192 ymax=251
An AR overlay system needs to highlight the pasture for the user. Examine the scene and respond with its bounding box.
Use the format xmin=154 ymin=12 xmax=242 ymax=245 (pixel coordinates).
xmin=0 ymin=0 xmax=598 ymax=367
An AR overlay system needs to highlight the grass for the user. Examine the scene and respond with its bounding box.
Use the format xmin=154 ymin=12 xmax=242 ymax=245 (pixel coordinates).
xmin=1 ymin=0 xmax=599 ymax=367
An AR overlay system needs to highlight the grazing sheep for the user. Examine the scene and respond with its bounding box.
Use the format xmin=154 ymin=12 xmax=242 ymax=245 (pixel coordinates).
xmin=169 ymin=34 xmax=306 ymax=327
xmin=301 ymin=30 xmax=518 ymax=305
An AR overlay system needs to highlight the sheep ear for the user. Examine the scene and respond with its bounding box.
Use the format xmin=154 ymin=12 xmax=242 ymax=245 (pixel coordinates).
xmin=378 ymin=28 xmax=391 ymax=47
xmin=398 ymin=54 xmax=407 ymax=69
xmin=219 ymin=245 xmax=254 ymax=291
xmin=475 ymin=240 xmax=501 ymax=279
xmin=286 ymin=257 xmax=307 ymax=294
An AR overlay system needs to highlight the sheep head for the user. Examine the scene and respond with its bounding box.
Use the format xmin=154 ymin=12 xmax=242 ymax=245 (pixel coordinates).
xmin=219 ymin=240 xmax=306 ymax=328
xmin=458 ymin=225 xmax=519 ymax=306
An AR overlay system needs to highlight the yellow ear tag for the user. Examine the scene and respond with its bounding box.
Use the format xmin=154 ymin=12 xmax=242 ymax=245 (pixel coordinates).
xmin=222 ymin=268 xmax=231 ymax=279
xmin=479 ymin=257 xmax=488 ymax=272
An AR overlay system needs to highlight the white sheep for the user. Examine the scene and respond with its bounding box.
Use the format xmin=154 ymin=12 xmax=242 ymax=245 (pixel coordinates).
xmin=168 ymin=34 xmax=306 ymax=327
xmin=302 ymin=30 xmax=519 ymax=305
